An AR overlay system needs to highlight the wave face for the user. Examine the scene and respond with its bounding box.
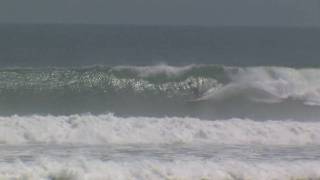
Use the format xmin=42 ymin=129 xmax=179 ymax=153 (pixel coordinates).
xmin=0 ymin=65 xmax=320 ymax=120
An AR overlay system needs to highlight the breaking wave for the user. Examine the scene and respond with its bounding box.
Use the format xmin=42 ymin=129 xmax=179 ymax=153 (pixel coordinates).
xmin=1 ymin=65 xmax=320 ymax=119
xmin=0 ymin=113 xmax=319 ymax=146
xmin=200 ymin=66 xmax=320 ymax=106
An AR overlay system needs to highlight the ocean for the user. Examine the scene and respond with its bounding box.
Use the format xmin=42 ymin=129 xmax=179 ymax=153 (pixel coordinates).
xmin=0 ymin=24 xmax=320 ymax=179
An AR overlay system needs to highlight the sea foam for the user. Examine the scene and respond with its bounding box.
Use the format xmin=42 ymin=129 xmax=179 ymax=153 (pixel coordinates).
xmin=0 ymin=113 xmax=319 ymax=145
xmin=1 ymin=158 xmax=320 ymax=180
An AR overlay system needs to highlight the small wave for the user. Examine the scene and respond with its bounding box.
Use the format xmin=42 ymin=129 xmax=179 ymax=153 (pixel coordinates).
xmin=0 ymin=113 xmax=319 ymax=146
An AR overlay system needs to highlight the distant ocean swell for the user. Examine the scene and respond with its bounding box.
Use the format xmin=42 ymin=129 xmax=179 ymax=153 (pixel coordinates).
xmin=1 ymin=65 xmax=320 ymax=119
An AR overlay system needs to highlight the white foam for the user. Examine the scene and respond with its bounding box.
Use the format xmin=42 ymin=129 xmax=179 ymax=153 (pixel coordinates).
xmin=0 ymin=114 xmax=320 ymax=145
xmin=114 ymin=64 xmax=195 ymax=78
xmin=200 ymin=66 xmax=320 ymax=105
xmin=1 ymin=158 xmax=320 ymax=180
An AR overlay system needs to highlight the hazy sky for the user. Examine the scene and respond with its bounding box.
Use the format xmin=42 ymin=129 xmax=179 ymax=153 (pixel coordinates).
xmin=0 ymin=0 xmax=319 ymax=26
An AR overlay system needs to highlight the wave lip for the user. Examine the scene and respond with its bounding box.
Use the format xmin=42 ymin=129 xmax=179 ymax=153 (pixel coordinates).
xmin=0 ymin=113 xmax=320 ymax=146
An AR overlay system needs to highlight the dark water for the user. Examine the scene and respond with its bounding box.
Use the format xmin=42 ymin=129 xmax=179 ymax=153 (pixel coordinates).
xmin=0 ymin=24 xmax=319 ymax=67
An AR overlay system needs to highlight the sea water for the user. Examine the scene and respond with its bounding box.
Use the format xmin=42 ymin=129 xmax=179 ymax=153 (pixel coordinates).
xmin=0 ymin=25 xmax=320 ymax=179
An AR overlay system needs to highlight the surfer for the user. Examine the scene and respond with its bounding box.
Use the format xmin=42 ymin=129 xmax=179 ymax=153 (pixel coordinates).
xmin=188 ymin=81 xmax=201 ymax=99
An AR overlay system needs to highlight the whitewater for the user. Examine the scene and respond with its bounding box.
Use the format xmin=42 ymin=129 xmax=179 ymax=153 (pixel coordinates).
xmin=1 ymin=114 xmax=320 ymax=179
xmin=1 ymin=113 xmax=320 ymax=145
xmin=1 ymin=65 xmax=320 ymax=179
